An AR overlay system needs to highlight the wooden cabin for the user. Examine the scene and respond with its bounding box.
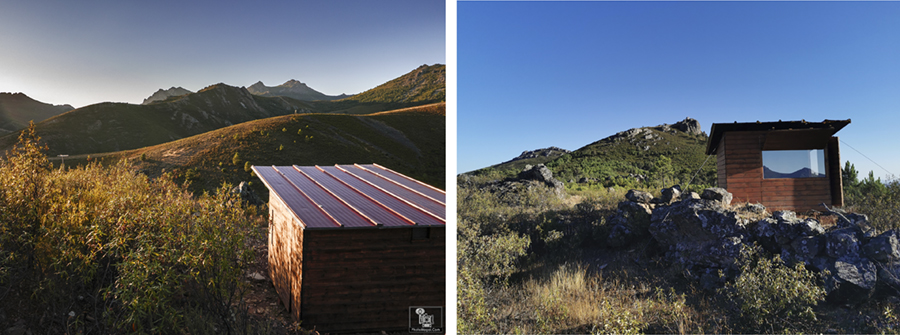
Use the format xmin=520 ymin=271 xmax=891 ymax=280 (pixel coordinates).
xmin=251 ymin=163 xmax=445 ymax=333
xmin=705 ymin=119 xmax=850 ymax=212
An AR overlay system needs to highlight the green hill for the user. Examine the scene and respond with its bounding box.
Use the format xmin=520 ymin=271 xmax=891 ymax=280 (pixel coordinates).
xmin=0 ymin=84 xmax=312 ymax=157
xmin=308 ymin=64 xmax=446 ymax=114
xmin=63 ymin=103 xmax=445 ymax=197
xmin=0 ymin=92 xmax=73 ymax=134
xmin=469 ymin=118 xmax=717 ymax=190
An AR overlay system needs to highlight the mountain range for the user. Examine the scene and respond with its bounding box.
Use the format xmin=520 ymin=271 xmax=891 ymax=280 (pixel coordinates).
xmin=247 ymin=80 xmax=349 ymax=101
xmin=0 ymin=64 xmax=446 ymax=159
xmin=0 ymin=92 xmax=74 ymax=134
xmin=142 ymin=87 xmax=193 ymax=105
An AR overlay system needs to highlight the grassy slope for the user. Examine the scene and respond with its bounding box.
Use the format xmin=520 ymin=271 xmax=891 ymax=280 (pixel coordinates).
xmin=0 ymin=93 xmax=73 ymax=134
xmin=0 ymin=84 xmax=312 ymax=157
xmin=306 ymin=64 xmax=446 ymax=114
xmin=548 ymin=126 xmax=714 ymax=184
xmin=68 ymin=103 xmax=445 ymax=198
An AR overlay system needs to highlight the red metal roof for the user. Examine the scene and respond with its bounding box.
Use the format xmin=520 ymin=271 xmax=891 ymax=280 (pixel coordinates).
xmin=252 ymin=164 xmax=446 ymax=229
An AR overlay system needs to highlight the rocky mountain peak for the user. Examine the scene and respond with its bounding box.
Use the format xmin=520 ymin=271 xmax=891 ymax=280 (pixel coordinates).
xmin=281 ymin=79 xmax=307 ymax=88
xmin=672 ymin=117 xmax=702 ymax=135
xmin=142 ymin=86 xmax=193 ymax=105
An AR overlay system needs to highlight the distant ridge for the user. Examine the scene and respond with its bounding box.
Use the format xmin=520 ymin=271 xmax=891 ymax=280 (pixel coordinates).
xmin=341 ymin=64 xmax=445 ymax=104
xmin=142 ymin=87 xmax=193 ymax=105
xmin=0 ymin=84 xmax=312 ymax=156
xmin=0 ymin=92 xmax=73 ymax=134
xmin=247 ymin=80 xmax=349 ymax=101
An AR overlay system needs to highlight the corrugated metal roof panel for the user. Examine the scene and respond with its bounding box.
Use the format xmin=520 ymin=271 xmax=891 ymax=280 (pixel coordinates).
xmin=320 ymin=165 xmax=444 ymax=226
xmin=274 ymin=166 xmax=375 ymax=228
xmin=337 ymin=164 xmax=445 ymax=220
xmin=361 ymin=164 xmax=446 ymax=203
xmin=254 ymin=164 xmax=446 ymax=229
xmin=252 ymin=166 xmax=338 ymax=228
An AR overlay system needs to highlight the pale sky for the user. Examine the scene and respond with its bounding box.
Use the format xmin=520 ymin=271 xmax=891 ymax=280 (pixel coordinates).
xmin=0 ymin=0 xmax=445 ymax=108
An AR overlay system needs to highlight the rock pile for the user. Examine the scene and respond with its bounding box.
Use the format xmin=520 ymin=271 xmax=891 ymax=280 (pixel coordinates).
xmin=231 ymin=181 xmax=264 ymax=207
xmin=607 ymin=186 xmax=900 ymax=304
xmin=468 ymin=164 xmax=566 ymax=200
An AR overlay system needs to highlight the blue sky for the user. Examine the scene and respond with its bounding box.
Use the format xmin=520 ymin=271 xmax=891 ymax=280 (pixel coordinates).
xmin=0 ymin=0 xmax=445 ymax=108
xmin=458 ymin=1 xmax=900 ymax=180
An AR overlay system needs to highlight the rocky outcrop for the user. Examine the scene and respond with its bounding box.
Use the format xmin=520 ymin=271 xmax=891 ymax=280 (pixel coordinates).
xmin=246 ymin=80 xmax=348 ymax=101
xmin=672 ymin=117 xmax=702 ymax=135
xmin=606 ymin=185 xmax=899 ymax=303
xmin=231 ymin=181 xmax=263 ymax=207
xmin=505 ymin=147 xmax=571 ymax=164
xmin=472 ymin=164 xmax=566 ymax=202
xmin=517 ymin=164 xmax=564 ymax=191
xmin=142 ymin=87 xmax=193 ymax=105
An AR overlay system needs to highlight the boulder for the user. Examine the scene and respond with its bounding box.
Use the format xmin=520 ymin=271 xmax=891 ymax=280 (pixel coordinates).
xmin=875 ymin=262 xmax=900 ymax=296
xmin=786 ymin=235 xmax=824 ymax=265
xmin=863 ymin=230 xmax=900 ymax=263
xmin=606 ymin=201 xmax=653 ymax=247
xmin=824 ymin=256 xmax=877 ymax=304
xmin=231 ymin=181 xmax=264 ymax=206
xmin=752 ymin=211 xmax=825 ymax=253
xmin=825 ymin=228 xmax=862 ymax=259
xmin=625 ymin=189 xmax=653 ymax=204
xmin=701 ymin=188 xmax=733 ymax=207
xmin=742 ymin=203 xmax=767 ymax=215
xmin=518 ymin=164 xmax=563 ymax=190
xmin=648 ymin=198 xmax=749 ymax=269
xmin=659 ymin=185 xmax=682 ymax=205
xmin=672 ymin=117 xmax=702 ymax=135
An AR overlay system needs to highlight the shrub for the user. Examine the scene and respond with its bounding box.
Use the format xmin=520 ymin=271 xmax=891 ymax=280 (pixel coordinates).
xmin=232 ymin=152 xmax=241 ymax=166
xmin=722 ymin=246 xmax=826 ymax=333
xmin=0 ymin=124 xmax=264 ymax=333
xmin=244 ymin=161 xmax=252 ymax=172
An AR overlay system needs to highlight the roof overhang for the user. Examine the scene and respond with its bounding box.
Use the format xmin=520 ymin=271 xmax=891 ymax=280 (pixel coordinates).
xmin=705 ymin=119 xmax=850 ymax=155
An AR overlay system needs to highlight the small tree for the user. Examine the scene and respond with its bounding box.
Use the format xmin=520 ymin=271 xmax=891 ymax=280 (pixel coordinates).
xmin=244 ymin=161 xmax=251 ymax=172
xmin=232 ymin=152 xmax=241 ymax=166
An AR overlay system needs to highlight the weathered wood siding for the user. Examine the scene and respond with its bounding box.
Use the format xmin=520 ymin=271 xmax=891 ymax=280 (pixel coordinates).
xmin=268 ymin=194 xmax=293 ymax=312
xmin=828 ymin=136 xmax=844 ymax=207
xmin=718 ymin=131 xmax=836 ymax=212
xmin=719 ymin=131 xmax=764 ymax=205
xmin=300 ymin=227 xmax=446 ymax=332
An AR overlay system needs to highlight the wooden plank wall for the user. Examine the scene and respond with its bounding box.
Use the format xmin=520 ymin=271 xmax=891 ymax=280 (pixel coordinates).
xmin=760 ymin=178 xmax=831 ymax=212
xmin=300 ymin=227 xmax=446 ymax=332
xmin=828 ymin=136 xmax=844 ymax=207
xmin=268 ymin=195 xmax=294 ymax=312
xmin=720 ymin=131 xmax=764 ymax=205
xmin=716 ymin=137 xmax=728 ymax=189
xmin=719 ymin=131 xmax=834 ymax=212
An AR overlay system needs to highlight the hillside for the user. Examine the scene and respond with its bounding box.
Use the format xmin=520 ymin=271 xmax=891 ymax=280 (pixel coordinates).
xmin=142 ymin=87 xmax=193 ymax=104
xmin=308 ymin=64 xmax=445 ymax=114
xmin=465 ymin=117 xmax=715 ymax=189
xmin=0 ymin=84 xmax=314 ymax=157
xmin=68 ymin=103 xmax=445 ymax=197
xmin=247 ymin=80 xmax=349 ymax=101
xmin=480 ymin=146 xmax=571 ymax=173
xmin=0 ymin=66 xmax=445 ymax=156
xmin=0 ymin=92 xmax=73 ymax=134
xmin=546 ymin=117 xmax=715 ymax=187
